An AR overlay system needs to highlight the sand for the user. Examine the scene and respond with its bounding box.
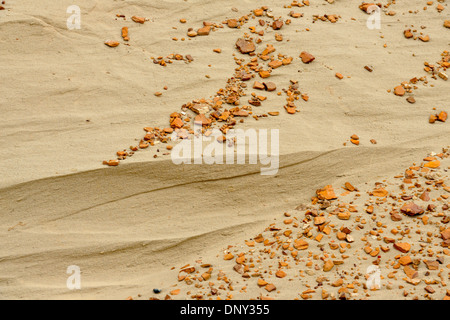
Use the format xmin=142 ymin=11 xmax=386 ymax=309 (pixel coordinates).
xmin=0 ymin=0 xmax=449 ymax=300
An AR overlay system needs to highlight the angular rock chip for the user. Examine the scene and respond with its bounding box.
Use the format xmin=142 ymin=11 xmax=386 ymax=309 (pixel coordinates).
xmin=316 ymin=185 xmax=337 ymax=200
xmin=236 ymin=38 xmax=256 ymax=54
xmin=300 ymin=51 xmax=315 ymax=64
xmin=394 ymin=85 xmax=405 ymax=96
xmin=105 ymin=40 xmax=120 ymax=47
xmin=263 ymin=82 xmax=276 ymax=91
xmin=400 ymin=203 xmax=424 ymax=216
xmin=323 ymin=260 xmax=334 ymax=272
xmin=197 ymin=26 xmax=211 ymax=36
xmin=131 ymin=16 xmax=146 ymax=24
xmin=394 ymin=242 xmax=411 ymax=253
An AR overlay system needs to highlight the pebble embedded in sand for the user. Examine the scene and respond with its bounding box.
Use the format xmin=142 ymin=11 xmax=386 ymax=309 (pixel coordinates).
xmin=350 ymin=134 xmax=360 ymax=145
xmin=187 ymin=30 xmax=197 ymax=37
xmin=170 ymin=117 xmax=184 ymax=129
xmin=293 ymin=239 xmax=309 ymax=250
xmin=227 ymin=19 xmax=238 ymax=28
xmin=441 ymin=228 xmax=450 ymax=240
xmin=131 ymin=16 xmax=146 ymax=24
xmin=439 ymin=72 xmax=448 ymax=81
xmin=236 ymin=38 xmax=256 ymax=54
xmin=197 ymin=26 xmax=211 ymax=36
xmin=316 ymin=185 xmax=337 ymax=200
xmin=272 ymin=20 xmax=283 ymax=30
xmin=253 ymin=81 xmax=265 ymax=90
xmin=103 ymin=160 xmax=119 ymax=166
xmin=399 ymin=256 xmax=412 ymax=266
xmin=404 ymin=29 xmax=414 ymax=39
xmin=224 ymin=253 xmax=234 ymax=260
xmin=359 ymin=3 xmax=379 ymax=13
xmin=424 ymin=260 xmax=439 ymax=270
xmin=406 ymin=96 xmax=416 ymax=104
xmin=121 ymin=27 xmax=129 ymax=41
xmin=445 ymin=20 xmax=450 ymax=28
xmin=170 ymin=289 xmax=180 ymax=295
xmin=337 ymin=212 xmax=351 ymax=220
xmin=299 ymin=51 xmax=315 ymax=64
xmin=394 ymin=242 xmax=411 ymax=253
xmin=323 ymin=260 xmax=334 ymax=272
xmin=438 ymin=111 xmax=448 ymax=122
xmin=394 ymin=85 xmax=405 ymax=96
xmin=194 ymin=114 xmax=211 ymax=126
xmin=104 ymin=40 xmax=120 ymax=47
xmin=253 ymin=8 xmax=264 ymax=17
xmin=419 ymin=35 xmax=430 ymax=42
xmin=265 ymin=284 xmax=276 ymax=292
xmin=344 ymin=182 xmax=356 ymax=192
xmin=400 ymin=203 xmax=424 ymax=216
xmin=263 ymin=82 xmax=276 ymax=91
xmin=268 ymin=60 xmax=283 ymax=69
xmin=424 ymin=160 xmax=441 ymax=168
xmin=275 ymin=270 xmax=286 ymax=278
xmin=259 ymin=70 xmax=271 ymax=78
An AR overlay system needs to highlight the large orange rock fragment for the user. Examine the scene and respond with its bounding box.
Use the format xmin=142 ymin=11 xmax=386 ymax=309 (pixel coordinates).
xmin=170 ymin=289 xmax=181 ymax=295
xmin=394 ymin=242 xmax=411 ymax=253
xmin=257 ymin=279 xmax=268 ymax=287
xmin=399 ymin=256 xmax=412 ymax=266
xmin=372 ymin=188 xmax=388 ymax=197
xmin=316 ymin=185 xmax=337 ymax=200
xmin=236 ymin=38 xmax=256 ymax=54
xmin=265 ymin=284 xmax=276 ymax=292
xmin=441 ymin=229 xmax=450 ymax=240
xmin=122 ymin=27 xmax=129 ymax=41
xmin=197 ymin=26 xmax=211 ymax=36
xmin=394 ymin=85 xmax=405 ymax=96
xmin=438 ymin=111 xmax=448 ymax=122
xmin=424 ymin=160 xmax=440 ymax=168
xmin=293 ymin=239 xmax=309 ymax=250
xmin=323 ymin=260 xmax=334 ymax=272
xmin=103 ymin=160 xmax=119 ymax=166
xmin=359 ymin=3 xmax=379 ymax=13
xmin=400 ymin=203 xmax=424 ymax=216
xmin=131 ymin=16 xmax=146 ymax=24
xmin=170 ymin=117 xmax=184 ymax=129
xmin=223 ymin=253 xmax=234 ymax=260
xmin=299 ymin=51 xmax=315 ymax=64
xmin=275 ymin=270 xmax=287 ymax=278
xmin=104 ymin=40 xmax=120 ymax=47
xmin=194 ymin=114 xmax=211 ymax=126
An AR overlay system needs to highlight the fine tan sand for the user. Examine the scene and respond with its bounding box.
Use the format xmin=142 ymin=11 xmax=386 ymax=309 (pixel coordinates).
xmin=0 ymin=0 xmax=449 ymax=300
